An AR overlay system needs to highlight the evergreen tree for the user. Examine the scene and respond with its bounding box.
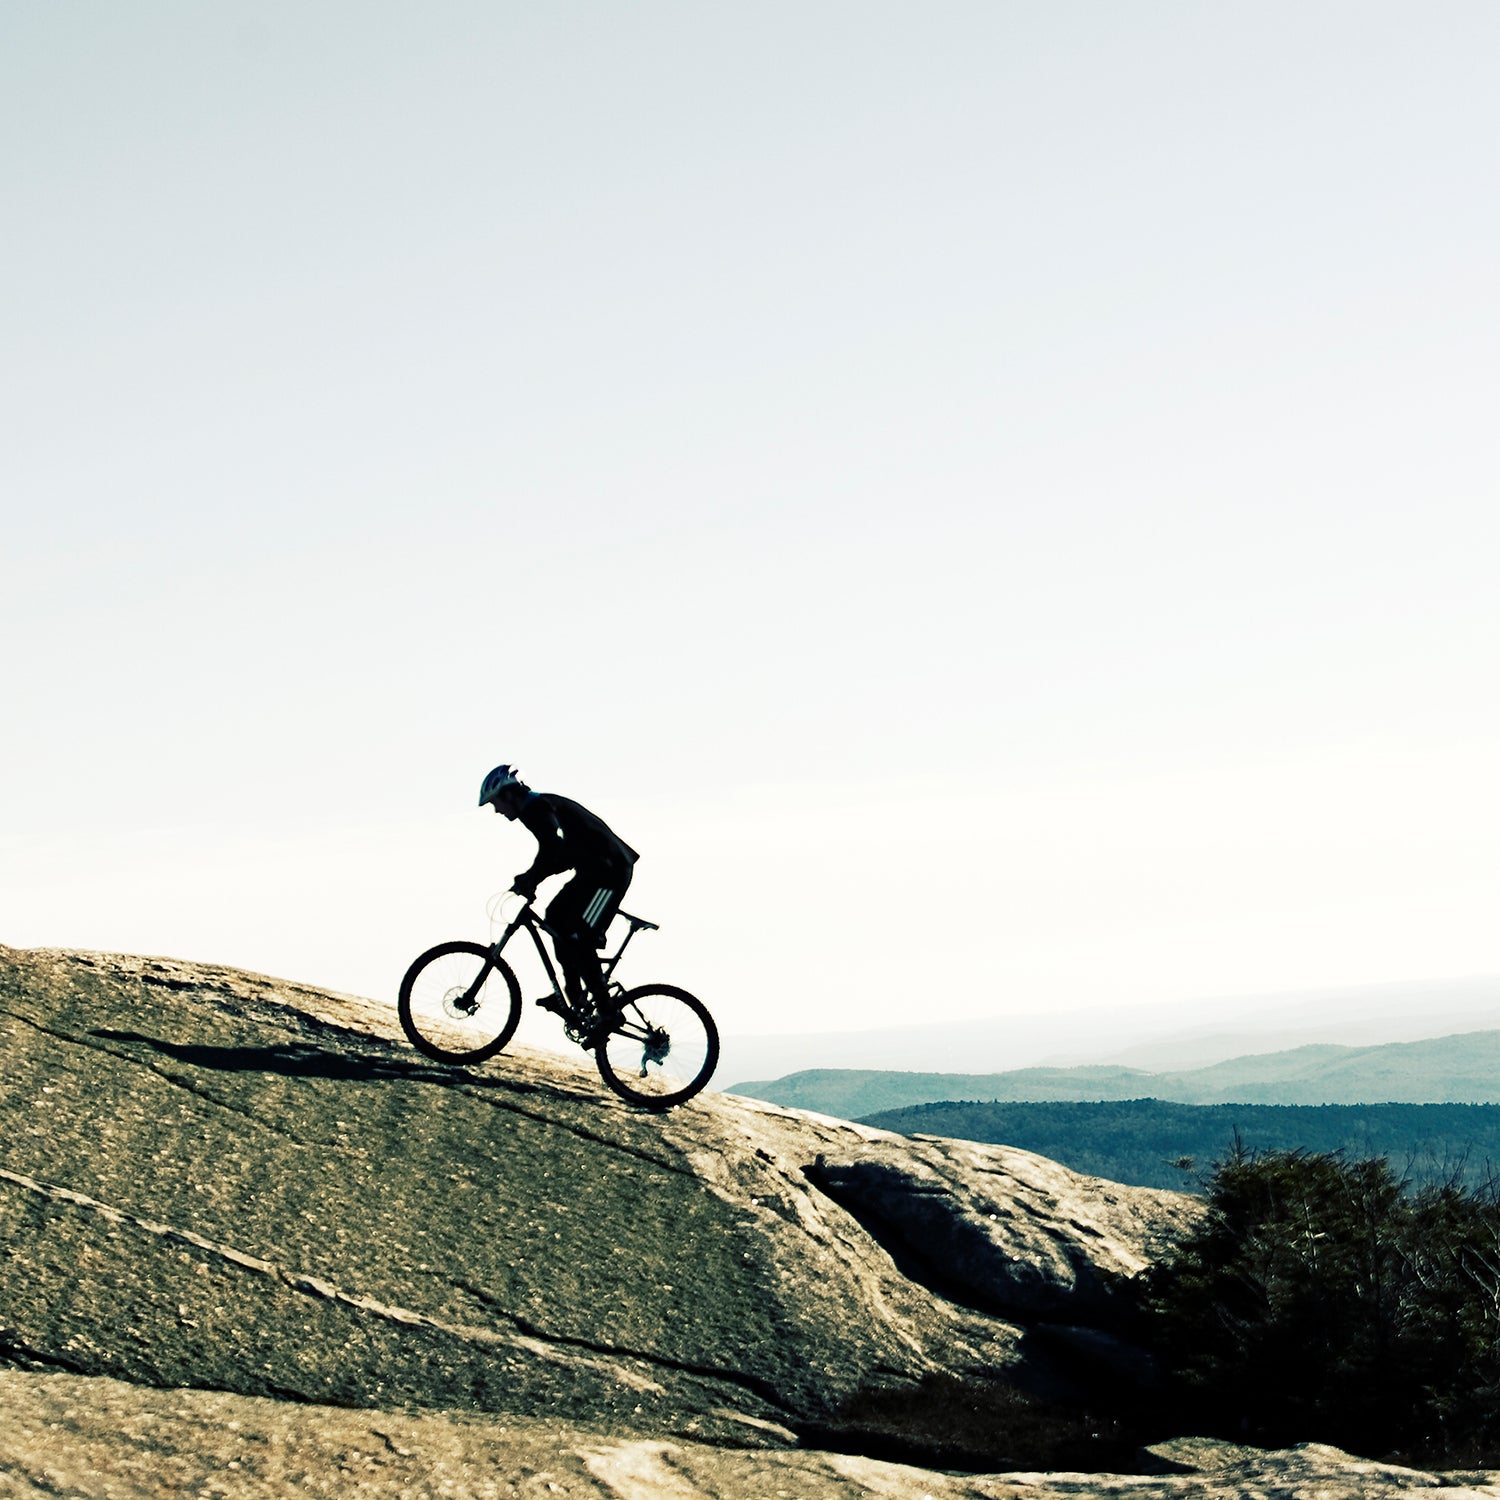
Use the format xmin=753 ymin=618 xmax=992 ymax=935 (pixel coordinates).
xmin=1145 ymin=1142 xmax=1500 ymax=1464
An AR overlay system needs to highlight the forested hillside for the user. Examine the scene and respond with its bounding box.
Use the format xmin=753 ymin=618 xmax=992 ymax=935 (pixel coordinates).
xmin=733 ymin=1030 xmax=1500 ymax=1118
xmin=858 ymin=1099 xmax=1500 ymax=1192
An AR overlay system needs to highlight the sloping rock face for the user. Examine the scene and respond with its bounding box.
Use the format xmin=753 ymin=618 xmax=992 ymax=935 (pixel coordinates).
xmin=0 ymin=941 xmax=1195 ymax=1451
xmin=5 ymin=944 xmax=1497 ymax=1496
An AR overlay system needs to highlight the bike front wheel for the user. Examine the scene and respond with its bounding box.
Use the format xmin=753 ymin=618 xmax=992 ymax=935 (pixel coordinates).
xmin=398 ymin=941 xmax=522 ymax=1064
xmin=593 ymin=984 xmax=719 ymax=1110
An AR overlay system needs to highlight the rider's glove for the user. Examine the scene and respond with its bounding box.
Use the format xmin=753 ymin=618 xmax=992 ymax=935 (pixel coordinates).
xmin=511 ymin=879 xmax=537 ymax=902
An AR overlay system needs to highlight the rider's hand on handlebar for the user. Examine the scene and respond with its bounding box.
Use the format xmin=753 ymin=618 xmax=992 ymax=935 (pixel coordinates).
xmin=510 ymin=881 xmax=536 ymax=903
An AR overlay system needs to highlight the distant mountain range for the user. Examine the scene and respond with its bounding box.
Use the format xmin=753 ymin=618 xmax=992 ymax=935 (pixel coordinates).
xmin=856 ymin=1099 xmax=1500 ymax=1193
xmin=727 ymin=1028 xmax=1500 ymax=1118
xmin=716 ymin=976 xmax=1500 ymax=1084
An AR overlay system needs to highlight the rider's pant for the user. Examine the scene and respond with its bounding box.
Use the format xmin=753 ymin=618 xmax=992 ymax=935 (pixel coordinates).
xmin=545 ymin=862 xmax=631 ymax=1005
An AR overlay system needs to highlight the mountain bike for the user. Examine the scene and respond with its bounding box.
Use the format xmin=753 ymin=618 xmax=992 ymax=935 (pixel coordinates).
xmin=397 ymin=895 xmax=718 ymax=1110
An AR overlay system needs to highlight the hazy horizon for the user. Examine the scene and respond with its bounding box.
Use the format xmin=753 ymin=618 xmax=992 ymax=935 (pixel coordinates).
xmin=717 ymin=972 xmax=1500 ymax=1083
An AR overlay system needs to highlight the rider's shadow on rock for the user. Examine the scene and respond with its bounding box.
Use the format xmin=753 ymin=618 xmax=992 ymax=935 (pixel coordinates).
xmin=91 ymin=1028 xmax=448 ymax=1083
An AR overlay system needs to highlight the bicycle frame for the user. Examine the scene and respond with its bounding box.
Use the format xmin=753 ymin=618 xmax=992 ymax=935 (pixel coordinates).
xmin=397 ymin=900 xmax=716 ymax=1106
xmin=490 ymin=903 xmax=658 ymax=1002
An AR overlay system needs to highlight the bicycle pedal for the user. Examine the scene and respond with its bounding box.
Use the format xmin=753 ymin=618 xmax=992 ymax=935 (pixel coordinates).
xmin=535 ymin=992 xmax=569 ymax=1018
xmin=581 ymin=1008 xmax=623 ymax=1043
xmin=565 ymin=1011 xmax=600 ymax=1044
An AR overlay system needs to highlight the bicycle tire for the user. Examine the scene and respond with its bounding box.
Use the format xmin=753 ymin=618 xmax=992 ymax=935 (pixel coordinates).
xmin=593 ymin=983 xmax=718 ymax=1110
xmin=398 ymin=940 xmax=522 ymax=1065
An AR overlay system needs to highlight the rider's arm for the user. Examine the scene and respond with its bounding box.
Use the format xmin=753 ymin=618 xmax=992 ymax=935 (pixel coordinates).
xmin=511 ymin=796 xmax=572 ymax=896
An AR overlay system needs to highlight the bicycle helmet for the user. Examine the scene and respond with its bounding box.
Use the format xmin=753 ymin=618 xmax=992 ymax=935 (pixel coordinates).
xmin=478 ymin=764 xmax=526 ymax=807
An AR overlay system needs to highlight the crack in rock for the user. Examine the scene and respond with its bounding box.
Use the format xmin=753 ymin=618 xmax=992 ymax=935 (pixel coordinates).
xmin=452 ymin=1086 xmax=700 ymax=1179
xmin=0 ymin=1167 xmax=663 ymax=1395
xmin=2 ymin=1010 xmax=316 ymax=1150
xmin=477 ymin=1293 xmax=795 ymax=1413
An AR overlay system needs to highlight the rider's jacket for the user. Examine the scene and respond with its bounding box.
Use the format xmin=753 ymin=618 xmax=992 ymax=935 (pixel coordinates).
xmin=513 ymin=793 xmax=638 ymax=890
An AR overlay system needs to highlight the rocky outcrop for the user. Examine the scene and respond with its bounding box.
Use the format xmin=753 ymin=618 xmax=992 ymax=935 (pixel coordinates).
xmin=3 ymin=942 xmax=1492 ymax=1496
xmin=801 ymin=1140 xmax=1178 ymax=1324
xmin=6 ymin=1370 xmax=1499 ymax=1499
xmin=0 ymin=943 xmax=1195 ymax=1441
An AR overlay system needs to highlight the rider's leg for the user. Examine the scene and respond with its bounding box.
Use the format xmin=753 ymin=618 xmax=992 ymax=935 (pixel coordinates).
xmin=544 ymin=879 xmax=603 ymax=1009
xmin=544 ymin=867 xmax=630 ymax=1010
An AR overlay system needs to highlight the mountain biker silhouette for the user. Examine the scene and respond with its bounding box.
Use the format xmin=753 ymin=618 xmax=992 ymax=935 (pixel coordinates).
xmin=478 ymin=765 xmax=638 ymax=1017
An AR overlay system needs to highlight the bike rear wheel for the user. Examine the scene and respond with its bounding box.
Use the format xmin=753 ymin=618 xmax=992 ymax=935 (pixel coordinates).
xmin=593 ymin=984 xmax=718 ymax=1110
xmin=398 ymin=940 xmax=522 ymax=1064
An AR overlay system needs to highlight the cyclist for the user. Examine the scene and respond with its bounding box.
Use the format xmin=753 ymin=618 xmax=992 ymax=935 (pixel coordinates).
xmin=478 ymin=764 xmax=638 ymax=1018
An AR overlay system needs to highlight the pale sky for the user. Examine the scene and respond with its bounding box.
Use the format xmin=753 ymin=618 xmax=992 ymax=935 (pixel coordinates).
xmin=4 ymin=2 xmax=1498 ymax=1060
